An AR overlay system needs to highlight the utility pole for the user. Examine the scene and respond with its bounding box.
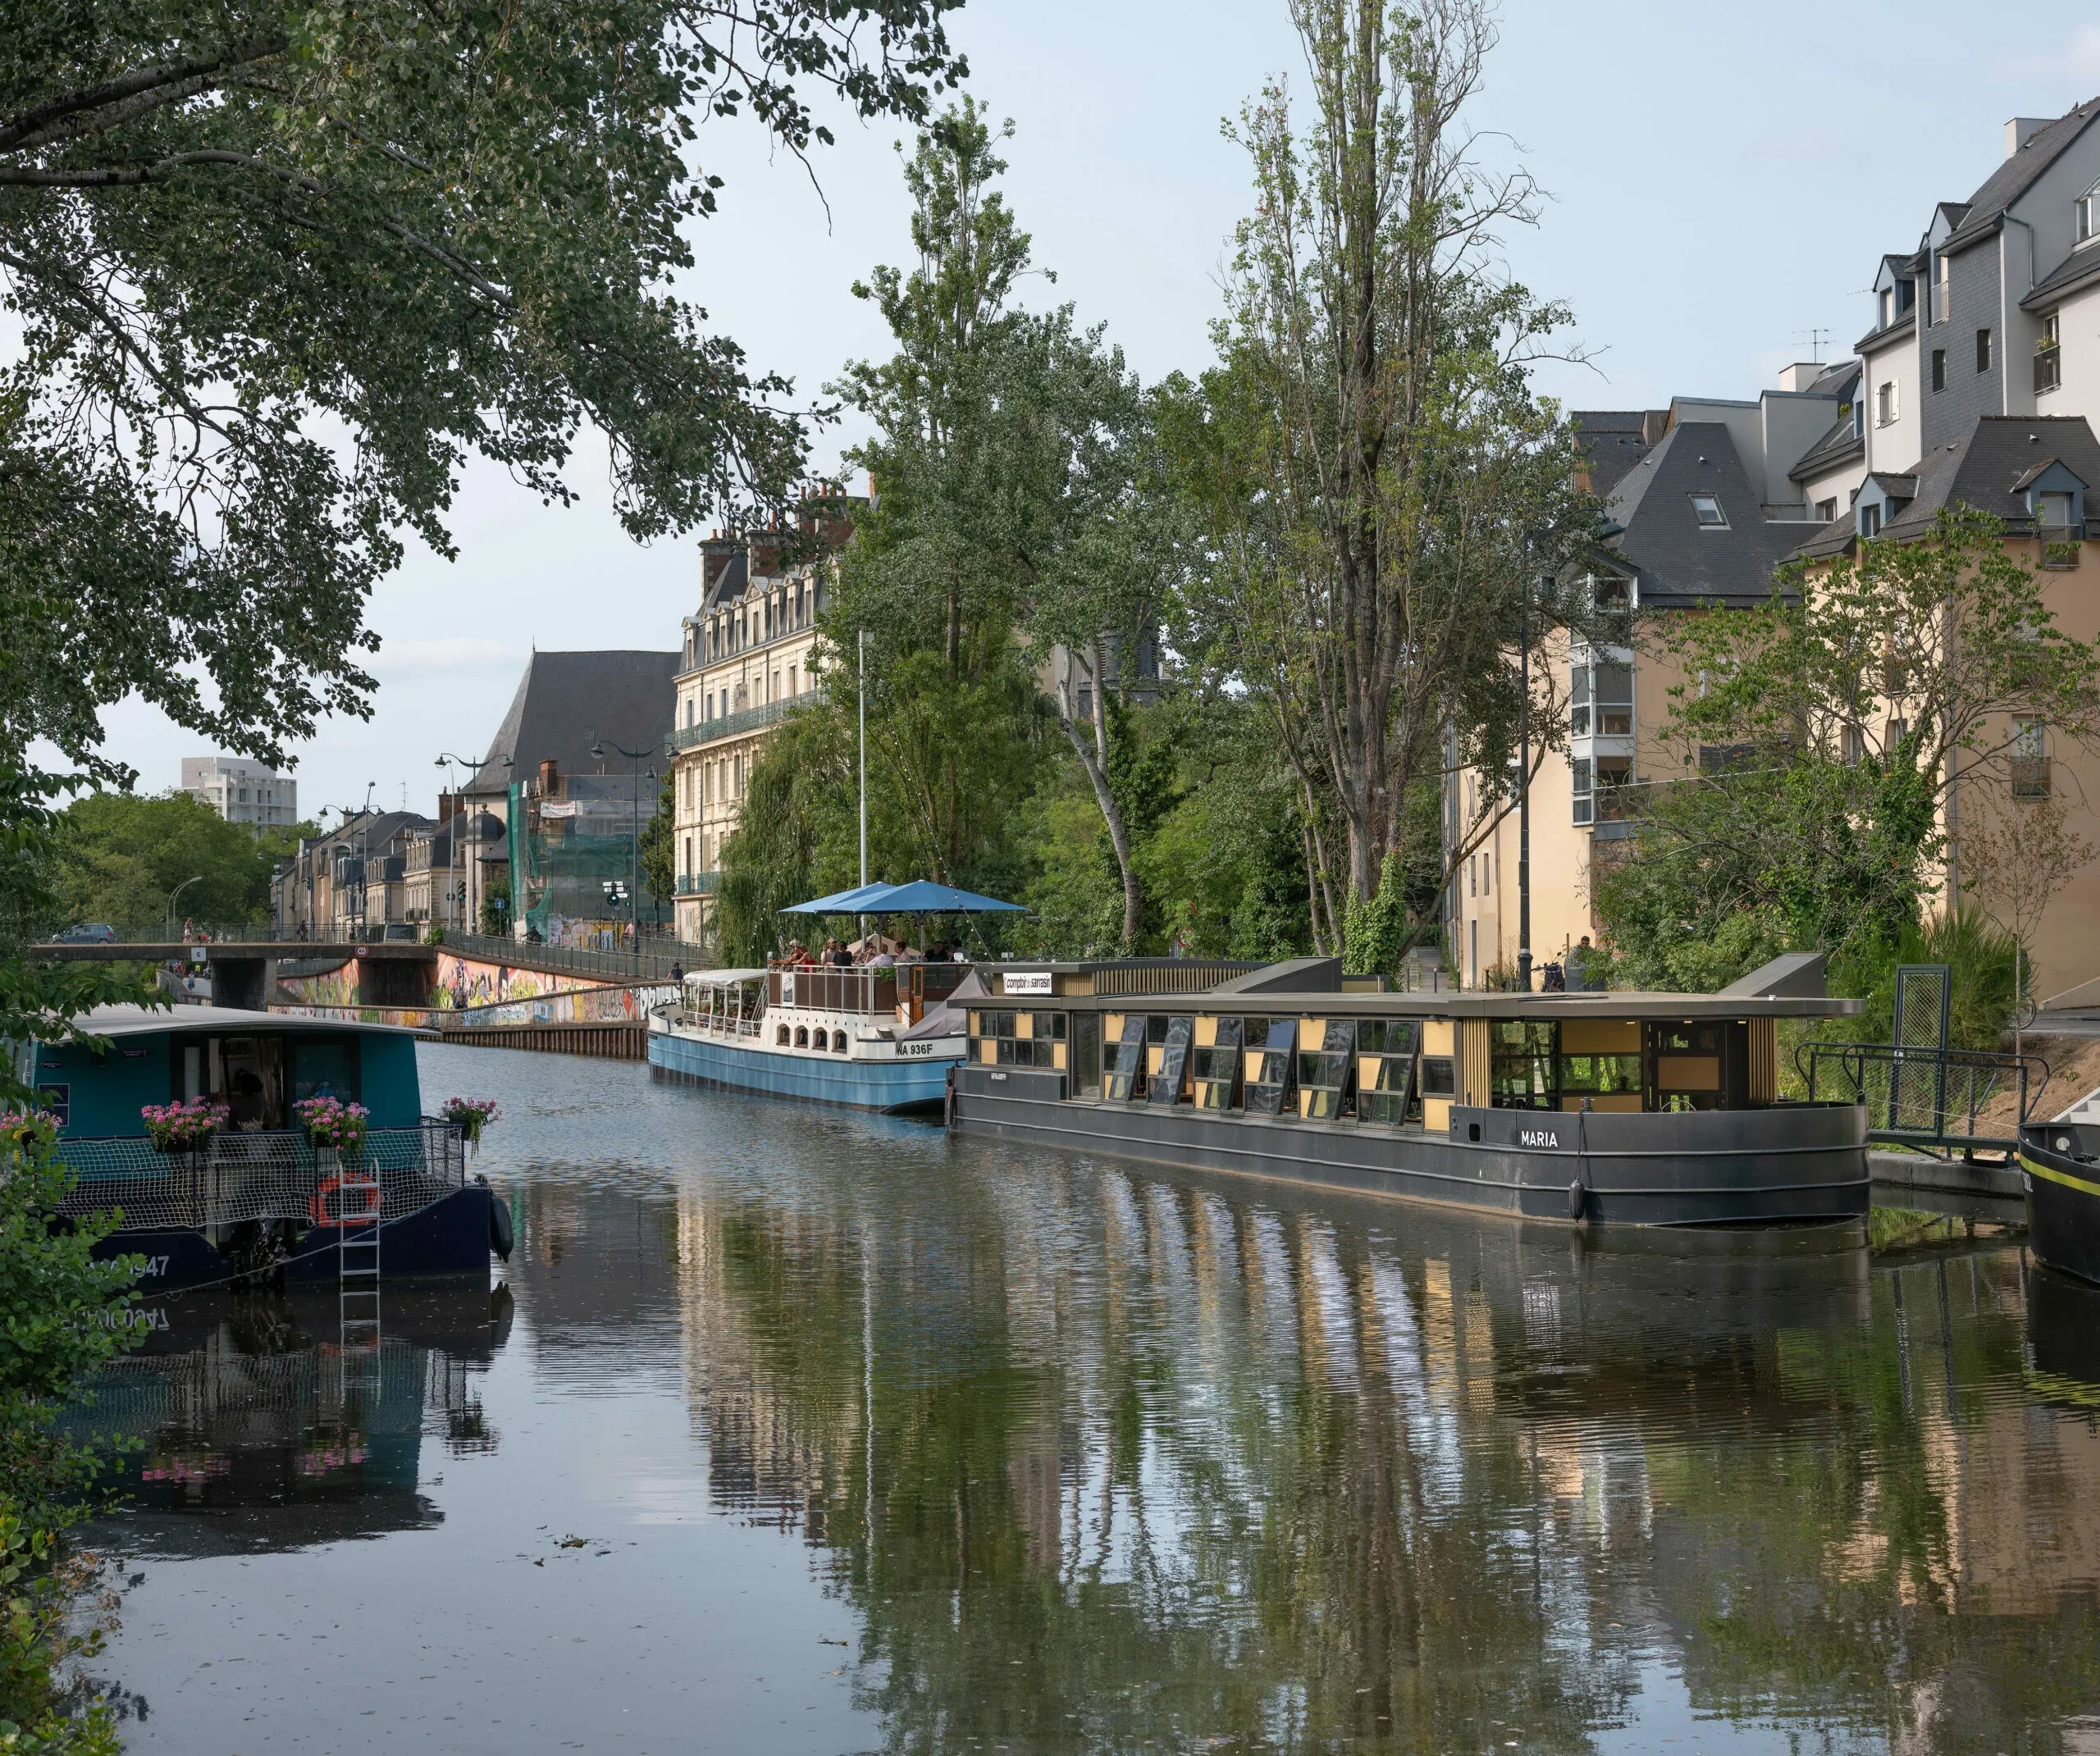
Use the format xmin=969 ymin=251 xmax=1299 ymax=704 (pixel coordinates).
xmin=1516 ymin=567 xmax=1534 ymax=994
xmin=857 ymin=627 xmax=868 ymax=890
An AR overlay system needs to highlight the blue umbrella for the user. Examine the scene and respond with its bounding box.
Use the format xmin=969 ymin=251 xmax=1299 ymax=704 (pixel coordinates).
xmin=866 ymin=880 xmax=1025 ymax=914
xmin=780 ymin=882 xmax=900 ymax=915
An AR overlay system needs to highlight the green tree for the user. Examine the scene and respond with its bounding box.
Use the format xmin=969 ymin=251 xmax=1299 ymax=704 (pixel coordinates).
xmin=1600 ymin=509 xmax=2100 ymax=991
xmin=1169 ymin=0 xmax=1594 ymax=969
xmin=0 ymin=1 xmax=967 ymax=782
xmin=54 ymin=790 xmax=305 ymax=933
xmin=830 ymin=103 xmax=1172 ymax=941
xmin=637 ymin=771 xmax=678 ymax=915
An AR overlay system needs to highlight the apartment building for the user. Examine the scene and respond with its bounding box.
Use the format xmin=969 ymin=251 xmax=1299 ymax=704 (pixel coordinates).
xmin=272 ymin=810 xmax=432 ymax=940
xmin=181 ymin=755 xmax=297 ymax=829
xmin=668 ymin=507 xmax=848 ymax=942
xmin=1457 ymin=99 xmax=2100 ymax=1001
xmin=1448 ymin=363 xmax=1864 ymax=987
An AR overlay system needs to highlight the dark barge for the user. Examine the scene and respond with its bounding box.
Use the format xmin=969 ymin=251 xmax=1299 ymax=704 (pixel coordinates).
xmin=2020 ymin=1108 xmax=2100 ymax=1286
xmin=948 ymin=955 xmax=1869 ymax=1228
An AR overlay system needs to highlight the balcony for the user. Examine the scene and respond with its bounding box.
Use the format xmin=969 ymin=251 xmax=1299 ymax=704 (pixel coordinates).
xmin=674 ymin=871 xmax=720 ymax=896
xmin=668 ymin=691 xmax=820 ymax=751
xmin=2040 ymin=523 xmax=2084 ymax=570
xmin=2035 ymin=344 xmax=2062 ymax=396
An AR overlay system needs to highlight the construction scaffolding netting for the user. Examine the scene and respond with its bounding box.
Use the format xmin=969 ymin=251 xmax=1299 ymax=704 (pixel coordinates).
xmin=509 ymin=777 xmax=665 ymax=945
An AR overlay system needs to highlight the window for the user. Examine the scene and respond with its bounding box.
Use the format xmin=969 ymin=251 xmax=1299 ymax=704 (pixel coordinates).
xmin=1816 ymin=498 xmax=1838 ymax=522
xmin=1860 ymin=503 xmax=1883 ymax=539
xmin=1570 ymin=661 xmax=1591 ymax=736
xmin=1976 ymin=327 xmax=1993 ymax=374
xmin=1490 ymin=1021 xmax=1557 ymax=1111
xmin=1851 ymin=399 xmax=1863 ymax=440
xmin=1875 ymin=381 xmax=1897 ymax=426
xmin=1842 ymin=725 xmax=1866 ymax=767
xmin=1572 ymin=757 xmax=1592 ymax=826
xmin=1594 ymin=756 xmax=1632 ymax=821
xmin=2079 ymin=188 xmax=2100 ymax=243
xmin=1690 ymin=493 xmax=1727 ymax=527
xmin=1594 ymin=663 xmax=1633 ymax=736
xmin=2012 ymin=718 xmax=2049 ymax=799
xmin=1932 ymin=349 xmax=1946 ymax=393
xmin=2038 ymin=315 xmax=2062 ymax=395
xmin=1936 ymin=253 xmax=1952 ymax=323
xmin=2038 ymin=490 xmax=2075 ymax=531
xmin=1481 ymin=847 xmax=1491 ymax=896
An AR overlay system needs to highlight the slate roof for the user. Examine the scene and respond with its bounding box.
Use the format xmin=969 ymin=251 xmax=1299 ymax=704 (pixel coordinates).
xmin=1594 ymin=422 xmax=1811 ymax=607
xmin=467 ymin=650 xmax=681 ymax=795
xmin=1942 ymin=99 xmax=2100 ymax=254
xmin=1852 ymin=308 xmax=1915 ymax=355
xmin=2022 ymin=239 xmax=2100 ymax=311
xmin=1879 ymin=415 xmax=2100 ymax=540
xmin=1787 ymin=363 xmax=1864 ymax=484
xmin=1573 ymin=410 xmax=1664 ymax=499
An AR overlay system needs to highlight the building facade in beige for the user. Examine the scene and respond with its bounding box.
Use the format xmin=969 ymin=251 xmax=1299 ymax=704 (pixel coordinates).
xmin=669 ymin=522 xmax=842 ymax=943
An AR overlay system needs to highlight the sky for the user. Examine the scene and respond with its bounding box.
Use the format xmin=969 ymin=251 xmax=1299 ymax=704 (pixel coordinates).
xmin=82 ymin=2 xmax=2100 ymax=823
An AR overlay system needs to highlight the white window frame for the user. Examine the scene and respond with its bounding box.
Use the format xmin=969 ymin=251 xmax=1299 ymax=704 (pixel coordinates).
xmin=1876 ymin=381 xmax=1898 ymax=427
xmin=1689 ymin=493 xmax=1728 ymax=528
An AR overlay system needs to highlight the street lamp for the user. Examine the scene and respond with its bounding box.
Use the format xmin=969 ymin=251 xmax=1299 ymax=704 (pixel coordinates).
xmin=591 ymin=737 xmax=655 ymax=975
xmin=166 ymin=874 xmax=204 ymax=942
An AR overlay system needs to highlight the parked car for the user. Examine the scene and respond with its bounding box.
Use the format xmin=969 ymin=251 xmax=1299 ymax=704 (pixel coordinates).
xmin=51 ymin=924 xmax=116 ymax=944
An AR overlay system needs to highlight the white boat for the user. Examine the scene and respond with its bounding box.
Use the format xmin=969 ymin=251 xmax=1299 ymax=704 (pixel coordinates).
xmin=647 ymin=963 xmax=970 ymax=1113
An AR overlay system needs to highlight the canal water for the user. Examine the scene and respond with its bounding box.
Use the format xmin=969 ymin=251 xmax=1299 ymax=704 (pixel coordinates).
xmin=77 ymin=1042 xmax=2100 ymax=1755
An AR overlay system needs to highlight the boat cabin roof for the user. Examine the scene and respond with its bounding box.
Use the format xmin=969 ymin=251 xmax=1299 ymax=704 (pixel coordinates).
xmin=55 ymin=1004 xmax=431 ymax=1041
xmin=1009 ymin=989 xmax=1863 ymax=1020
xmin=685 ymin=969 xmax=768 ymax=987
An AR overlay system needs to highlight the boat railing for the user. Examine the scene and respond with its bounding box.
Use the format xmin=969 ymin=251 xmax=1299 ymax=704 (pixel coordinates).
xmin=52 ymin=1120 xmax=468 ymax=1234
xmin=1796 ymin=1040 xmax=2050 ymax=1153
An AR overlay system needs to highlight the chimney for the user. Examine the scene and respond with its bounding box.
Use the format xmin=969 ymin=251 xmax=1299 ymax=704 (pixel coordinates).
xmin=1777 ymin=362 xmax=1826 ymax=393
xmin=538 ymin=758 xmax=560 ymax=796
xmin=2006 ymin=116 xmax=2050 ymax=157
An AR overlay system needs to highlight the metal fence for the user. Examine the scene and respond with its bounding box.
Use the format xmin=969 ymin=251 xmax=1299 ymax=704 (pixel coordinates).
xmin=52 ymin=1120 xmax=466 ymax=1233
xmin=1796 ymin=1041 xmax=2051 ymax=1152
xmin=441 ymin=931 xmax=709 ymax=983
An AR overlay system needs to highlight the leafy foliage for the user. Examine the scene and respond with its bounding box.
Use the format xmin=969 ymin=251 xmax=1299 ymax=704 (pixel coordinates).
xmin=0 ymin=0 xmax=966 ymax=777
xmin=1166 ymin=0 xmax=1596 ymax=969
xmin=51 ymin=790 xmax=305 ymax=935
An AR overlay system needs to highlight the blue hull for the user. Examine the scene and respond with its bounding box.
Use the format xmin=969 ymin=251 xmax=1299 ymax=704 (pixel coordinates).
xmin=93 ymin=1185 xmax=493 ymax=1292
xmin=648 ymin=1024 xmax=956 ymax=1114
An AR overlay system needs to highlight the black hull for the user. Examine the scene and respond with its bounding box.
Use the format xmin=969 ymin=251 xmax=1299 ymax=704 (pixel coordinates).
xmin=2020 ymin=1126 xmax=2100 ymax=1286
xmin=951 ymin=1080 xmax=1868 ymax=1228
xmin=94 ymin=1184 xmax=495 ymax=1293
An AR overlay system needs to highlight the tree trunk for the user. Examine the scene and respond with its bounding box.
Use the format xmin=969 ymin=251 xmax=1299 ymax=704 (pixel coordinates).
xmin=1060 ymin=645 xmax=1143 ymax=952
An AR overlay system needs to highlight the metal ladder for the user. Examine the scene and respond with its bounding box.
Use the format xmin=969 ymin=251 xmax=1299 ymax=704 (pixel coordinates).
xmin=336 ymin=1160 xmax=383 ymax=1393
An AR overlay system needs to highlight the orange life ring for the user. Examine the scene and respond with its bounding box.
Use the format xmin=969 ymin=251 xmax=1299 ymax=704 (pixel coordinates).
xmin=309 ymin=1172 xmax=383 ymax=1229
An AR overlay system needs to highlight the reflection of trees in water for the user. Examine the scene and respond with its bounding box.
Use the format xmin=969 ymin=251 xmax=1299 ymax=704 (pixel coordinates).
xmin=669 ymin=1159 xmax=2100 ymax=1754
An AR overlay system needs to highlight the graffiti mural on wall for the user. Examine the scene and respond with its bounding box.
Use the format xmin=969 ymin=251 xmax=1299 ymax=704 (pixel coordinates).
xmin=275 ymin=951 xmax=620 ymax=1014
xmin=272 ymin=984 xmax=676 ymax=1032
xmin=431 ymin=952 xmax=610 ymax=1013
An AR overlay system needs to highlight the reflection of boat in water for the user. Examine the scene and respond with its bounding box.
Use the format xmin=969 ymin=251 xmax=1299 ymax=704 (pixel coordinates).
xmin=66 ymin=1282 xmax=512 ymax=1555
xmin=2026 ymin=1259 xmax=2100 ymax=1407
xmin=2020 ymin=1102 xmax=2100 ymax=1286
xmin=952 ymin=953 xmax=1870 ymax=1226
xmin=34 ymin=1005 xmax=502 ymax=1291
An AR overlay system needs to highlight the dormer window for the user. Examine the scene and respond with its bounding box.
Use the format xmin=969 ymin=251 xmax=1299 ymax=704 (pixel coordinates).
xmin=1879 ymin=288 xmax=1893 ymax=327
xmin=2079 ymin=185 xmax=2100 ymax=244
xmin=1690 ymin=494 xmax=1727 ymax=527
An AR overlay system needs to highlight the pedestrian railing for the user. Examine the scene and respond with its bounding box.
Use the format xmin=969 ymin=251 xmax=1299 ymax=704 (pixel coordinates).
xmin=441 ymin=932 xmax=710 ymax=983
xmin=1796 ymin=1041 xmax=2051 ymax=1153
xmin=52 ymin=1121 xmax=467 ymax=1233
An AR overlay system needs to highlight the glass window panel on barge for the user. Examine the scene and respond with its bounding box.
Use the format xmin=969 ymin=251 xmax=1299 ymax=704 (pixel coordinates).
xmin=966 ymin=1010 xmax=1065 ymax=1070
xmin=1295 ymin=1020 xmax=1355 ymax=1120
xmin=1356 ymin=1019 xmax=1421 ymax=1125
xmin=1241 ymin=1019 xmax=1297 ymax=1116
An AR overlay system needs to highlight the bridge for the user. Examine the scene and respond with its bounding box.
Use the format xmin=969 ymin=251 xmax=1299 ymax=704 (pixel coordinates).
xmin=30 ymin=931 xmax=701 ymax=1011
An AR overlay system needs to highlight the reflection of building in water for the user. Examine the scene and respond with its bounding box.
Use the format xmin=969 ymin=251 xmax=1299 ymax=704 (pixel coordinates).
xmin=71 ymin=1285 xmax=510 ymax=1555
xmin=651 ymin=1147 xmax=2100 ymax=1754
